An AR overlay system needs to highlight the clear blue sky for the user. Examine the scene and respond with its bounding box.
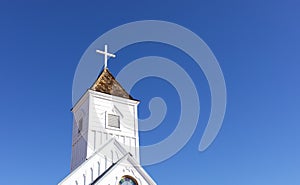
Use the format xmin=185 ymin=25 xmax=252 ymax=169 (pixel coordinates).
xmin=0 ymin=0 xmax=299 ymax=184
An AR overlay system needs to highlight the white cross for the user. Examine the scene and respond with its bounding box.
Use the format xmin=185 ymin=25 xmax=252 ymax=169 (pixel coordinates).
xmin=96 ymin=45 xmax=116 ymax=69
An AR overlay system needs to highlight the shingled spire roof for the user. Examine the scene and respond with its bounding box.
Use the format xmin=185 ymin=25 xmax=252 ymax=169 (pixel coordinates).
xmin=90 ymin=68 xmax=133 ymax=100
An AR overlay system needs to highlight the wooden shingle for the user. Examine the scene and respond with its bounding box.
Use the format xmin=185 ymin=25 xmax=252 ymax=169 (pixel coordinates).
xmin=90 ymin=69 xmax=133 ymax=100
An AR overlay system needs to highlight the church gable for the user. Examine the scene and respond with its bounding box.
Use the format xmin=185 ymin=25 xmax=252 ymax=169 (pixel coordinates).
xmin=91 ymin=153 xmax=156 ymax=185
xmin=90 ymin=69 xmax=133 ymax=100
xmin=58 ymin=138 xmax=156 ymax=185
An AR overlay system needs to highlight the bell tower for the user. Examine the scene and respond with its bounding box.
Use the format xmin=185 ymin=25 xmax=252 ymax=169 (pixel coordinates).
xmin=70 ymin=46 xmax=140 ymax=171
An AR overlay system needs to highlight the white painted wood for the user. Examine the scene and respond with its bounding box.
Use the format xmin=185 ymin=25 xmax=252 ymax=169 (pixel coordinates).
xmin=58 ymin=138 xmax=156 ymax=185
xmin=93 ymin=152 xmax=156 ymax=185
xmin=71 ymin=92 xmax=89 ymax=171
xmin=69 ymin=89 xmax=140 ymax=171
xmin=87 ymin=90 xmax=140 ymax=162
xmin=58 ymin=73 xmax=156 ymax=184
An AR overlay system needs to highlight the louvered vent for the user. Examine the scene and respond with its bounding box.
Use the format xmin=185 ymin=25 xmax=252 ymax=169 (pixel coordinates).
xmin=107 ymin=114 xmax=120 ymax=128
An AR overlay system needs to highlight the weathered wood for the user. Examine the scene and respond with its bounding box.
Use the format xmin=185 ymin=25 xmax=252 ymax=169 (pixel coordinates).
xmin=90 ymin=69 xmax=133 ymax=100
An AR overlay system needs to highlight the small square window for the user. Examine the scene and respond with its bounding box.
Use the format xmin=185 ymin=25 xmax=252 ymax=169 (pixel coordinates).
xmin=107 ymin=114 xmax=120 ymax=129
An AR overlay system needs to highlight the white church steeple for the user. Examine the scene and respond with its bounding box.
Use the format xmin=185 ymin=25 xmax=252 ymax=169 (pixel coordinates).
xmin=58 ymin=45 xmax=156 ymax=185
xmin=70 ymin=49 xmax=140 ymax=171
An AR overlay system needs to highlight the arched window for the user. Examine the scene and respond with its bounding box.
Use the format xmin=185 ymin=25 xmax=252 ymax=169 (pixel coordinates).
xmin=118 ymin=175 xmax=138 ymax=185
